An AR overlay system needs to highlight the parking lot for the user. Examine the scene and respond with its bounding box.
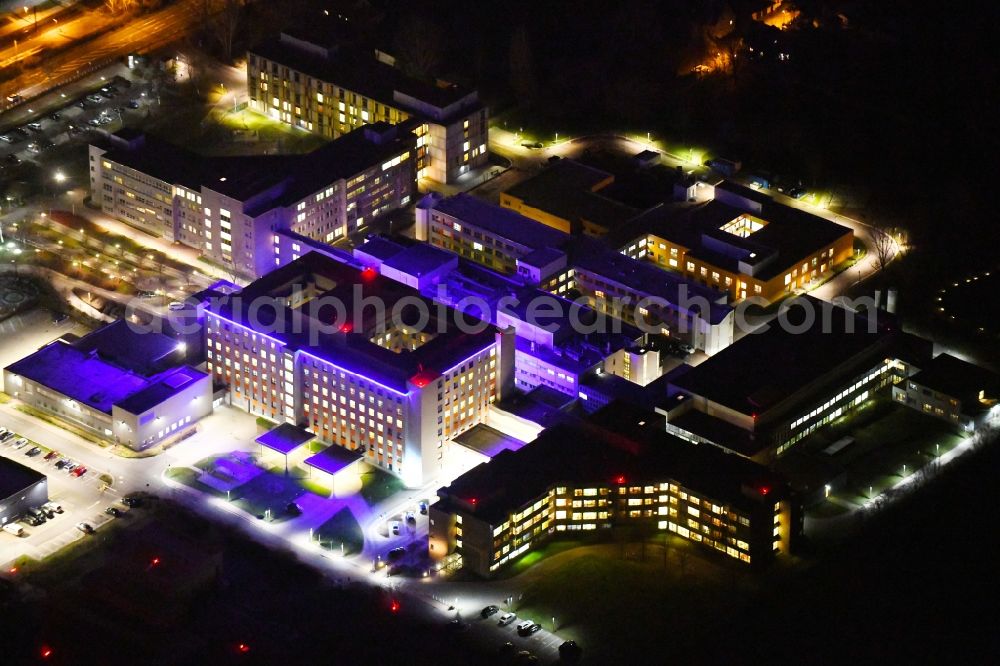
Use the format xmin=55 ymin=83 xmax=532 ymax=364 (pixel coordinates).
xmin=0 ymin=74 xmax=152 ymax=171
xmin=0 ymin=419 xmax=127 ymax=564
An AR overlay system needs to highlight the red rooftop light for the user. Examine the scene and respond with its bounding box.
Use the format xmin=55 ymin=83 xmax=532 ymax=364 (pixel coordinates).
xmin=760 ymin=486 xmax=770 ymax=496
xmin=40 ymin=646 xmax=53 ymax=659
xmin=237 ymin=643 xmax=250 ymax=654
xmin=361 ymin=266 xmax=377 ymax=281
xmin=339 ymin=321 xmax=354 ymax=333
xmin=390 ymin=599 xmax=400 ymax=613
xmin=469 ymin=497 xmax=478 ymax=505
xmin=616 ymin=475 xmax=626 ymax=484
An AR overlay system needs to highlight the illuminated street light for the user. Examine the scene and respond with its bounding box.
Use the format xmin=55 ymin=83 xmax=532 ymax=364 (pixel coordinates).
xmin=54 ymin=171 xmax=66 ymax=184
xmin=824 ymin=484 xmax=831 ymax=498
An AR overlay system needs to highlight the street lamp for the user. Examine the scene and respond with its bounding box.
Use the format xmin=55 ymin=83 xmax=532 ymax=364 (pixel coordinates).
xmin=54 ymin=171 xmax=66 ymax=184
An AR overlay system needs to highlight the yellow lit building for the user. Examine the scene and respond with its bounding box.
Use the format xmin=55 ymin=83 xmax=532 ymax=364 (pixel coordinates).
xmin=247 ymin=31 xmax=488 ymax=184
xmin=429 ymin=405 xmax=797 ymax=576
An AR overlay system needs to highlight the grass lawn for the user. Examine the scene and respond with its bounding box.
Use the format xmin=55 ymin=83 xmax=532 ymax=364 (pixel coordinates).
xmin=165 ymin=467 xmax=224 ymax=497
xmin=315 ymin=507 xmax=365 ymax=555
xmin=358 ymin=468 xmax=404 ymax=507
xmin=511 ymin=540 xmax=745 ymax=663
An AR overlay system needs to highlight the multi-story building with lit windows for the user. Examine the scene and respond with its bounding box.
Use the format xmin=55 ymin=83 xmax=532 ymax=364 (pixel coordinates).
xmin=658 ymin=296 xmax=932 ymax=462
xmin=415 ymin=192 xmax=570 ymax=274
xmin=89 ymin=124 xmax=415 ymax=279
xmin=412 ymin=192 xmax=735 ymax=355
xmin=430 ymin=404 xmax=798 ymax=576
xmin=3 ymin=321 xmax=213 ymax=451
xmin=892 ymin=352 xmax=1000 ymax=432
xmin=247 ymin=29 xmax=488 ymax=183
xmin=617 ymin=181 xmax=854 ymax=304
xmin=198 ymin=253 xmax=515 ymax=486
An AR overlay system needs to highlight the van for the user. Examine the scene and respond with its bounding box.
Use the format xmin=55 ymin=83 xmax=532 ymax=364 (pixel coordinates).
xmin=3 ymin=523 xmax=25 ymax=537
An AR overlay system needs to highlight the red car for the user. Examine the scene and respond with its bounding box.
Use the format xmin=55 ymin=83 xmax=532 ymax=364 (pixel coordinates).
xmin=44 ymin=451 xmax=59 ymax=461
xmin=71 ymin=466 xmax=87 ymax=477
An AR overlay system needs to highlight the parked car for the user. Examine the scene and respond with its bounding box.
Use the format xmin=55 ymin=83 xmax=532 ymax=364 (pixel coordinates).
xmin=498 ymin=612 xmax=517 ymax=626
xmin=481 ymin=605 xmax=500 ymax=618
xmin=86 ymin=94 xmax=104 ymax=104
xmin=390 ymin=520 xmax=400 ymax=535
xmin=49 ymin=111 xmax=61 ymax=120
xmin=285 ymin=502 xmax=302 ymax=516
xmin=516 ymin=621 xmax=541 ymax=637
xmin=447 ymin=619 xmax=470 ymax=632
xmin=76 ymin=522 xmax=94 ymax=534
xmin=559 ymin=640 xmax=583 ymax=663
xmin=0 ymin=427 xmax=7 ymax=438
xmin=2 ymin=523 xmax=25 ymax=537
xmin=0 ymin=431 xmax=14 ymax=442
xmin=25 ymin=446 xmax=42 ymax=457
xmin=24 ymin=515 xmax=41 ymax=526
xmin=71 ymin=466 xmax=87 ymax=477
xmin=788 ymin=186 xmax=807 ymax=199
xmin=44 ymin=450 xmax=59 ymax=461
xmin=26 ymin=121 xmax=43 ymax=131
xmin=63 ymin=461 xmax=77 ymax=471
xmin=126 ymin=99 xmax=140 ymax=109
xmin=387 ymin=547 xmax=405 ymax=562
xmin=43 ymin=502 xmax=63 ymax=514
xmin=121 ymin=495 xmax=142 ymax=508
xmin=55 ymin=459 xmax=68 ymax=469
xmin=13 ymin=438 xmax=29 ymax=449
xmin=105 ymin=506 xmax=122 ymax=517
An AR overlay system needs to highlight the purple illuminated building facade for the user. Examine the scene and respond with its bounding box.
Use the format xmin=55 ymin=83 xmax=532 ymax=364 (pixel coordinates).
xmin=198 ymin=253 xmax=514 ymax=487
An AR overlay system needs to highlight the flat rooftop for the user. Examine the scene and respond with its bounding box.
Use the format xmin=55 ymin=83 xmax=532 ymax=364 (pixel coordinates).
xmin=0 ymin=455 xmax=45 ymax=499
xmin=204 ymin=252 xmax=498 ymax=393
xmin=96 ymin=123 xmax=414 ymax=214
xmin=504 ymin=159 xmax=637 ymax=231
xmin=669 ymin=297 xmax=899 ymax=418
xmin=622 ymin=198 xmax=853 ymax=282
xmin=382 ymin=243 xmax=456 ymax=278
xmin=568 ymin=236 xmax=732 ymax=325
xmin=304 ymin=444 xmax=363 ymax=475
xmin=427 ymin=193 xmax=569 ymax=251
xmin=5 ymin=323 xmax=198 ymax=416
xmin=452 ymin=424 xmax=526 ymax=458
xmin=437 ymin=402 xmax=787 ymax=524
xmin=256 ymin=423 xmax=315 ymax=455
xmin=251 ymin=36 xmax=477 ymax=111
xmin=910 ymin=353 xmax=1000 ymax=416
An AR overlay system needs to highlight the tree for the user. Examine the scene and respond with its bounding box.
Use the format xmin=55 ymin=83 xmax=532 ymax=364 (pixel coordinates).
xmin=393 ymin=17 xmax=444 ymax=78
xmin=508 ymin=25 xmax=537 ymax=103
xmin=869 ymin=221 xmax=897 ymax=273
xmin=202 ymin=0 xmax=243 ymax=63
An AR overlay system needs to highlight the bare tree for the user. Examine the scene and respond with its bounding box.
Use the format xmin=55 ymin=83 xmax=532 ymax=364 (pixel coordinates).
xmin=393 ymin=17 xmax=444 ymax=78
xmin=869 ymin=221 xmax=897 ymax=273
xmin=202 ymin=0 xmax=243 ymax=63
xmin=509 ymin=25 xmax=537 ymax=103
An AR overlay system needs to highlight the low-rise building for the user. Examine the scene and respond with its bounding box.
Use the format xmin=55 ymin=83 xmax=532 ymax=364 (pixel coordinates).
xmin=500 ymin=159 xmax=637 ymax=236
xmin=619 ymin=181 xmax=854 ymax=304
xmin=658 ymin=297 xmax=932 ymax=461
xmin=3 ymin=321 xmax=212 ymax=450
xmin=89 ymin=124 xmax=415 ymax=279
xmin=247 ymin=27 xmax=487 ymax=184
xmin=0 ymin=457 xmax=48 ymax=527
xmin=892 ymin=353 xmax=1000 ymax=432
xmin=430 ymin=404 xmax=798 ymax=577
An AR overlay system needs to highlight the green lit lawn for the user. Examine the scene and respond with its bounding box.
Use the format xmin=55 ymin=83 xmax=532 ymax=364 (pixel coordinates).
xmin=359 ymin=468 xmax=404 ymax=507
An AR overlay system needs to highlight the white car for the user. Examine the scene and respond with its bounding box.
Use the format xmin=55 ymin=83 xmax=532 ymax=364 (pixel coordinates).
xmin=75 ymin=522 xmax=94 ymax=534
xmin=2 ymin=523 xmax=25 ymax=537
xmin=12 ymin=438 xmax=29 ymax=449
xmin=498 ymin=612 xmax=517 ymax=626
xmin=43 ymin=502 xmax=64 ymax=514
